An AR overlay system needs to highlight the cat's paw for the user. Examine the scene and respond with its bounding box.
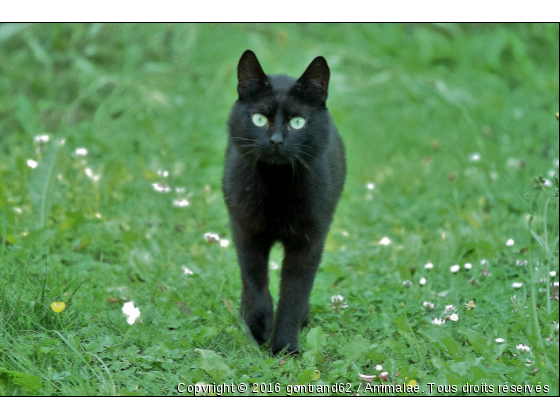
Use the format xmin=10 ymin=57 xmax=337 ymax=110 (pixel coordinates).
xmin=244 ymin=310 xmax=273 ymax=345
xmin=270 ymin=335 xmax=299 ymax=356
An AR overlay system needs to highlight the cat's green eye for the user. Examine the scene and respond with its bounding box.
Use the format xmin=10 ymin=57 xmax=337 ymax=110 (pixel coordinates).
xmin=252 ymin=113 xmax=268 ymax=127
xmin=289 ymin=117 xmax=306 ymax=130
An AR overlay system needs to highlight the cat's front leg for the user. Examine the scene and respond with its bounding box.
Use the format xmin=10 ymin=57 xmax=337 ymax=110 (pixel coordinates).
xmin=232 ymin=224 xmax=274 ymax=345
xmin=270 ymin=236 xmax=325 ymax=355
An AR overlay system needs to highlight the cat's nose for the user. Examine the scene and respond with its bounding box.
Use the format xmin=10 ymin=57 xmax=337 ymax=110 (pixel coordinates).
xmin=270 ymin=132 xmax=283 ymax=146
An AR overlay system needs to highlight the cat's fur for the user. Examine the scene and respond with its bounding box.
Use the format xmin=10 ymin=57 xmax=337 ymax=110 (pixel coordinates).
xmin=222 ymin=50 xmax=346 ymax=354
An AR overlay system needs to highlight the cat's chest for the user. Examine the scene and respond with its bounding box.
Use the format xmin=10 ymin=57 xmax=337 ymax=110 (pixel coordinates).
xmin=233 ymin=177 xmax=316 ymax=236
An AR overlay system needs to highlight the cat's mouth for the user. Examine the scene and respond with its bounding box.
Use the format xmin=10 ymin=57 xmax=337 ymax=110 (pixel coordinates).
xmin=260 ymin=149 xmax=290 ymax=165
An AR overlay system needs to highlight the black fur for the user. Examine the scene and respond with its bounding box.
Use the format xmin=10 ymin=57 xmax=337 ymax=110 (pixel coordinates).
xmin=222 ymin=50 xmax=346 ymax=354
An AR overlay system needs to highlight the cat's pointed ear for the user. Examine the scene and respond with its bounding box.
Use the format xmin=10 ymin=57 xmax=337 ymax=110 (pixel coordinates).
xmin=294 ymin=56 xmax=330 ymax=105
xmin=237 ymin=50 xmax=269 ymax=100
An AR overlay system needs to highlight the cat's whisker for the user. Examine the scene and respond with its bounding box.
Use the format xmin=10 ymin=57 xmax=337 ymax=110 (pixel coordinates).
xmin=231 ymin=136 xmax=257 ymax=143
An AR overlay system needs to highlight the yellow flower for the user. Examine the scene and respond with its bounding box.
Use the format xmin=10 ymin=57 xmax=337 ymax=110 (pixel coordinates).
xmin=465 ymin=300 xmax=476 ymax=311
xmin=50 ymin=301 xmax=66 ymax=313
xmin=407 ymin=379 xmax=418 ymax=387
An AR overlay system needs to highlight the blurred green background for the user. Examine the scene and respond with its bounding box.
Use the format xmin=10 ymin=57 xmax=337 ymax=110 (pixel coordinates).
xmin=0 ymin=23 xmax=558 ymax=396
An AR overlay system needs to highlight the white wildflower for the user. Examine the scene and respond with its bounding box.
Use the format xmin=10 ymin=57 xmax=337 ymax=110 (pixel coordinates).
xmin=469 ymin=153 xmax=481 ymax=162
xmin=122 ymin=301 xmax=141 ymax=325
xmin=424 ymin=262 xmax=434 ymax=270
xmin=432 ymin=318 xmax=445 ymax=326
xmin=516 ymin=344 xmax=531 ymax=354
xmin=27 ymin=159 xmax=38 ymax=169
xmin=379 ymin=237 xmax=391 ymax=246
xmin=444 ymin=305 xmax=457 ymax=313
xmin=182 ymin=266 xmax=194 ymax=275
xmin=34 ymin=134 xmax=50 ymax=143
xmin=506 ymin=238 xmax=515 ymax=247
xmin=173 ymin=199 xmax=190 ymax=207
xmin=495 ymin=338 xmax=505 ymax=343
xmin=449 ymin=313 xmax=459 ymax=322
xmin=375 ymin=365 xmax=383 ymax=371
xmin=75 ymin=148 xmax=88 ymax=156
xmin=450 ymin=264 xmax=460 ymax=274
xmin=464 ymin=263 xmax=473 ymax=270
xmin=423 ymin=301 xmax=435 ymax=311
xmin=512 ymin=282 xmax=523 ymax=289
xmin=219 ymin=239 xmax=230 ymax=248
xmin=366 ymin=183 xmax=375 ymax=190
xmin=152 ymin=182 xmax=171 ymax=193
xmin=358 ymin=374 xmax=376 ymax=382
xmin=419 ymin=278 xmax=427 ymax=286
xmin=204 ymin=233 xmax=221 ymax=244
xmin=270 ymin=262 xmax=279 ymax=270
xmin=330 ymin=295 xmax=348 ymax=310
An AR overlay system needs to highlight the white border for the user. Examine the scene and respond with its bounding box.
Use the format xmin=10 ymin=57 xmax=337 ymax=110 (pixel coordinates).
xmin=1 ymin=1 xmax=560 ymax=22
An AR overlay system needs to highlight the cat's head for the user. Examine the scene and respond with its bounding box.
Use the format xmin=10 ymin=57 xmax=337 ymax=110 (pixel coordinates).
xmin=228 ymin=50 xmax=332 ymax=166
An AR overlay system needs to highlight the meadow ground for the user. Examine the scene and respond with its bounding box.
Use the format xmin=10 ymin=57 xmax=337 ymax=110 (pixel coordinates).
xmin=0 ymin=23 xmax=558 ymax=396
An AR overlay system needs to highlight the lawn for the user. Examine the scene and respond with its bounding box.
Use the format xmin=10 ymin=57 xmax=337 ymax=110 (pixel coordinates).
xmin=0 ymin=23 xmax=558 ymax=396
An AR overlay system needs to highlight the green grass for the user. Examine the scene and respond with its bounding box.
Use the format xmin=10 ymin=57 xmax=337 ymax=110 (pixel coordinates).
xmin=0 ymin=23 xmax=558 ymax=396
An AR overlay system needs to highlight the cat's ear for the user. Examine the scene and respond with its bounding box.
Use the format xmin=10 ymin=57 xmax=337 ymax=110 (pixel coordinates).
xmin=237 ymin=50 xmax=269 ymax=100
xmin=294 ymin=56 xmax=330 ymax=105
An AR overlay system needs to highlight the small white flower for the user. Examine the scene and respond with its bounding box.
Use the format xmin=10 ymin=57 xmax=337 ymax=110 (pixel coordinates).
xmin=330 ymin=295 xmax=348 ymax=310
xmin=495 ymin=338 xmax=505 ymax=343
xmin=181 ymin=266 xmax=194 ymax=275
xmin=331 ymin=295 xmax=345 ymax=304
xmin=550 ymin=271 xmax=557 ymax=277
xmin=219 ymin=239 xmax=230 ymax=248
xmin=480 ymin=259 xmax=488 ymax=266
xmin=204 ymin=233 xmax=221 ymax=244
xmin=432 ymin=318 xmax=445 ymax=326
xmin=542 ymin=179 xmax=552 ymax=188
xmin=516 ymin=260 xmax=528 ymax=267
xmin=173 ymin=199 xmax=190 ymax=207
xmin=270 ymin=262 xmax=279 ymax=270
xmin=424 ymin=262 xmax=434 ymax=270
xmin=423 ymin=301 xmax=435 ymax=311
xmin=95 ymin=213 xmax=102 ymax=219
xmin=469 ymin=153 xmax=481 ymax=162
xmin=419 ymin=278 xmax=427 ymax=286
xmin=449 ymin=313 xmax=459 ymax=322
xmin=358 ymin=374 xmax=376 ymax=382
xmin=75 ymin=147 xmax=88 ymax=156
xmin=157 ymin=169 xmax=169 ymax=178
xmin=341 ymin=230 xmax=349 ymax=237
xmin=34 ymin=134 xmax=50 ymax=143
xmin=506 ymin=238 xmax=515 ymax=247
xmin=444 ymin=305 xmax=457 ymax=313
xmin=379 ymin=237 xmax=391 ymax=246
xmin=516 ymin=344 xmax=531 ymax=354
xmin=366 ymin=183 xmax=375 ymax=190
xmin=512 ymin=282 xmax=523 ymax=289
xmin=379 ymin=372 xmax=389 ymax=381
xmin=122 ymin=301 xmax=141 ymax=325
xmin=14 ymin=207 xmax=22 ymax=214
xmin=85 ymin=167 xmax=100 ymax=182
xmin=152 ymin=182 xmax=171 ymax=193
xmin=450 ymin=265 xmax=460 ymax=274
xmin=464 ymin=263 xmax=473 ymax=270
xmin=375 ymin=364 xmax=383 ymax=371
xmin=27 ymin=159 xmax=38 ymax=169
xmin=402 ymin=280 xmax=412 ymax=288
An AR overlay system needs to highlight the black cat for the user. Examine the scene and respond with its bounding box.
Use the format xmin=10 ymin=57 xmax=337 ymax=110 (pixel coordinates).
xmin=222 ymin=50 xmax=346 ymax=354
